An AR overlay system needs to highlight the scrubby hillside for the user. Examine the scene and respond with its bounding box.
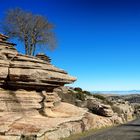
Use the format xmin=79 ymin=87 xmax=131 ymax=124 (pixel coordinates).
xmin=56 ymin=87 xmax=135 ymax=122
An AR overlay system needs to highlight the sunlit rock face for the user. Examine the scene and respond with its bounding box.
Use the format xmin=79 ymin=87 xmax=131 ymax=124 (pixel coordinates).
xmin=0 ymin=34 xmax=81 ymax=140
xmin=0 ymin=33 xmax=76 ymax=91
xmin=0 ymin=88 xmax=124 ymax=140
xmin=0 ymin=34 xmax=134 ymax=140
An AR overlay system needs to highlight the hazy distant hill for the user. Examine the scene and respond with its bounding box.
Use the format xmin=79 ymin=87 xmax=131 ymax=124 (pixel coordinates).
xmin=92 ymin=90 xmax=140 ymax=95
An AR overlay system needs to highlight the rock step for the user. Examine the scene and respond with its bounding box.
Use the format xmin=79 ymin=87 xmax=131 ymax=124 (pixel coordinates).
xmin=44 ymin=102 xmax=54 ymax=108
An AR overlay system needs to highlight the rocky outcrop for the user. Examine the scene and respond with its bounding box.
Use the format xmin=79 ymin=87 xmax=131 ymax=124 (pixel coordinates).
xmin=112 ymin=103 xmax=134 ymax=121
xmin=108 ymin=98 xmax=134 ymax=122
xmin=87 ymin=99 xmax=114 ymax=117
xmin=0 ymin=34 xmax=76 ymax=91
xmin=0 ymin=89 xmax=124 ymax=140
xmin=44 ymin=113 xmax=123 ymax=140
xmin=0 ymin=34 xmax=136 ymax=140
xmin=55 ymin=87 xmax=135 ymax=122
xmin=108 ymin=94 xmax=140 ymax=118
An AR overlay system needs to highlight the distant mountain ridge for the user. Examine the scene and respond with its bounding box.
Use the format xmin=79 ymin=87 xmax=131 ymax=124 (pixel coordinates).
xmin=92 ymin=90 xmax=140 ymax=95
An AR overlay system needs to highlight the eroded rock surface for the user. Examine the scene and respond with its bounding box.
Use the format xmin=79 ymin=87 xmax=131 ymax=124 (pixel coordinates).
xmin=0 ymin=89 xmax=124 ymax=140
xmin=0 ymin=34 xmax=135 ymax=140
xmin=0 ymin=34 xmax=76 ymax=91
xmin=111 ymin=100 xmax=134 ymax=122
xmin=55 ymin=86 xmax=135 ymax=122
xmin=87 ymin=99 xmax=114 ymax=117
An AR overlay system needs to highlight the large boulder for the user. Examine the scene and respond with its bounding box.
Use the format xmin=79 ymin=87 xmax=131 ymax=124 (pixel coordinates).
xmin=87 ymin=99 xmax=114 ymax=117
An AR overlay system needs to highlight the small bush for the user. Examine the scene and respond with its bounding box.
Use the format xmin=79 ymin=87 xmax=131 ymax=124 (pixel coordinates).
xmin=92 ymin=94 xmax=106 ymax=101
xmin=92 ymin=94 xmax=113 ymax=106
xmin=103 ymin=100 xmax=113 ymax=106
xmin=74 ymin=87 xmax=83 ymax=92
xmin=76 ymin=92 xmax=86 ymax=101
xmin=57 ymin=91 xmax=86 ymax=105
xmin=83 ymin=91 xmax=92 ymax=96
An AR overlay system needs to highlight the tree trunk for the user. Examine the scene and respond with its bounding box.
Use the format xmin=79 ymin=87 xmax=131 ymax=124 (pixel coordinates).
xmin=32 ymin=43 xmax=36 ymax=56
xmin=24 ymin=39 xmax=29 ymax=55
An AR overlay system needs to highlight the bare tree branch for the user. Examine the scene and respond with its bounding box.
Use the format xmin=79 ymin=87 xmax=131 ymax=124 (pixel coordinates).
xmin=1 ymin=8 xmax=56 ymax=56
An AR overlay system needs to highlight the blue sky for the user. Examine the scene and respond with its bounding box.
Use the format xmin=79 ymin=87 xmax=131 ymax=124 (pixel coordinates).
xmin=0 ymin=0 xmax=140 ymax=91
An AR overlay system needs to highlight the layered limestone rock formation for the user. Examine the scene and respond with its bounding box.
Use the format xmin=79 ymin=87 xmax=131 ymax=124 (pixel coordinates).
xmin=87 ymin=99 xmax=114 ymax=117
xmin=0 ymin=88 xmax=124 ymax=140
xmin=0 ymin=34 xmax=81 ymax=140
xmin=0 ymin=34 xmax=135 ymax=140
xmin=0 ymin=34 xmax=76 ymax=90
xmin=55 ymin=86 xmax=135 ymax=122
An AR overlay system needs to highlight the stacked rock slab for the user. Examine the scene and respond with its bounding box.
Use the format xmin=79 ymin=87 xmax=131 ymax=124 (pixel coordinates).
xmin=36 ymin=53 xmax=51 ymax=63
xmin=0 ymin=34 xmax=76 ymax=91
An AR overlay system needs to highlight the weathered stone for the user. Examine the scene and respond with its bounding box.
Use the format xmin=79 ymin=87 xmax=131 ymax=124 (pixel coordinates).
xmin=87 ymin=99 xmax=114 ymax=117
xmin=0 ymin=88 xmax=127 ymax=140
xmin=0 ymin=89 xmax=42 ymax=113
xmin=0 ymin=34 xmax=135 ymax=140
xmin=0 ymin=34 xmax=76 ymax=91
xmin=112 ymin=102 xmax=134 ymax=122
xmin=36 ymin=53 xmax=51 ymax=63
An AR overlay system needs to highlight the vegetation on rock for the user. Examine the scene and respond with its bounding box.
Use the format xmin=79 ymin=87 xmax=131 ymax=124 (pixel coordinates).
xmin=1 ymin=8 xmax=56 ymax=56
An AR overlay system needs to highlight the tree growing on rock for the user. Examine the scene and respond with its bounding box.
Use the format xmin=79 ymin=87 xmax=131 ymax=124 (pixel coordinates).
xmin=2 ymin=8 xmax=56 ymax=56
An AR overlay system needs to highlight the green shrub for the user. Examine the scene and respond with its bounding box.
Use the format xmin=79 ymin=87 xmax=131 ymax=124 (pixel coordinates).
xmin=103 ymin=100 xmax=113 ymax=106
xmin=83 ymin=91 xmax=92 ymax=96
xmin=92 ymin=94 xmax=106 ymax=100
xmin=76 ymin=92 xmax=86 ymax=101
xmin=57 ymin=91 xmax=86 ymax=104
xmin=74 ymin=87 xmax=83 ymax=92
xmin=92 ymin=94 xmax=113 ymax=106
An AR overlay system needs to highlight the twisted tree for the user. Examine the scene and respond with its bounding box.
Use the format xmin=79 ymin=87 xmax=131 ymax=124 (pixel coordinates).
xmin=2 ymin=8 xmax=56 ymax=56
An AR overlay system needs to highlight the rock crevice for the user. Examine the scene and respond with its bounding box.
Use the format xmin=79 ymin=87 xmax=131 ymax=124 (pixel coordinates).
xmin=37 ymin=91 xmax=47 ymax=117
